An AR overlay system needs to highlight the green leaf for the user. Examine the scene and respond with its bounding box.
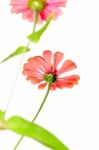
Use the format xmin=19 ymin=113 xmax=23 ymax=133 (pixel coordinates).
xmin=6 ymin=116 xmax=69 ymax=150
xmin=28 ymin=17 xmax=51 ymax=43
xmin=0 ymin=46 xmax=30 ymax=64
xmin=0 ymin=110 xmax=5 ymax=121
xmin=0 ymin=110 xmax=5 ymax=130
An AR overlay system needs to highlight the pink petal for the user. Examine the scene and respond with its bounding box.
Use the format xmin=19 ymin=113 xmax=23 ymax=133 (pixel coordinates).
xmin=23 ymin=62 xmax=44 ymax=76
xmin=56 ymin=75 xmax=80 ymax=89
xmin=28 ymin=56 xmax=47 ymax=73
xmin=38 ymin=83 xmax=47 ymax=89
xmin=58 ymin=75 xmax=80 ymax=83
xmin=57 ymin=60 xmax=77 ymax=76
xmin=28 ymin=77 xmax=43 ymax=84
xmin=43 ymin=50 xmax=52 ymax=71
xmin=47 ymin=0 xmax=67 ymax=6
xmin=56 ymin=81 xmax=73 ymax=88
xmin=45 ymin=0 xmax=67 ymax=19
xmin=50 ymin=83 xmax=56 ymax=90
xmin=23 ymin=69 xmax=43 ymax=78
xmin=10 ymin=0 xmax=28 ymax=13
xmin=22 ymin=9 xmax=34 ymax=21
xmin=53 ymin=51 xmax=63 ymax=69
xmin=42 ymin=6 xmax=62 ymax=20
xmin=10 ymin=0 xmax=28 ymax=5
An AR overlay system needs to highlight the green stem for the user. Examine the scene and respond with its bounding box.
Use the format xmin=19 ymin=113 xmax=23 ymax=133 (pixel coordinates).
xmin=32 ymin=82 xmax=51 ymax=122
xmin=13 ymin=83 xmax=51 ymax=150
xmin=32 ymin=11 xmax=38 ymax=33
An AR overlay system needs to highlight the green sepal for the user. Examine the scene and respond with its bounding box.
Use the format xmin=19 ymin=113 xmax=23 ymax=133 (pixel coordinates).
xmin=28 ymin=17 xmax=51 ymax=43
xmin=0 ymin=46 xmax=30 ymax=64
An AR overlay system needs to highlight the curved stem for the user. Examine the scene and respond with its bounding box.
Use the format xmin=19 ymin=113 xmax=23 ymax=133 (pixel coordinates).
xmin=32 ymin=82 xmax=51 ymax=122
xmin=13 ymin=83 xmax=51 ymax=150
xmin=4 ymin=11 xmax=38 ymax=118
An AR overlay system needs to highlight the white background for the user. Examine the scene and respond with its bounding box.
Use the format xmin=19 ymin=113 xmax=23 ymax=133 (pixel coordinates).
xmin=0 ymin=0 xmax=99 ymax=150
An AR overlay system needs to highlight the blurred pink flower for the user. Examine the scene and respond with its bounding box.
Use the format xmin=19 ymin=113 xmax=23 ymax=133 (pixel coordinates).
xmin=10 ymin=0 xmax=67 ymax=23
xmin=23 ymin=50 xmax=80 ymax=90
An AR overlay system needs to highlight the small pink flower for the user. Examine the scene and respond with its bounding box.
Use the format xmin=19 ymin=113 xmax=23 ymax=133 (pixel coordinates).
xmin=23 ymin=50 xmax=80 ymax=90
xmin=10 ymin=0 xmax=67 ymax=23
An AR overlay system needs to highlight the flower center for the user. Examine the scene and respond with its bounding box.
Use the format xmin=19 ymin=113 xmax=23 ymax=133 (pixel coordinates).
xmin=28 ymin=0 xmax=46 ymax=12
xmin=44 ymin=74 xmax=57 ymax=83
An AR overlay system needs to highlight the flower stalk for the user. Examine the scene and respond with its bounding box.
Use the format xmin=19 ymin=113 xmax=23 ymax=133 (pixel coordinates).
xmin=13 ymin=82 xmax=51 ymax=150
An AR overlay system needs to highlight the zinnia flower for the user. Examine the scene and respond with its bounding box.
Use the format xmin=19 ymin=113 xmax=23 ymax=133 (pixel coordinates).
xmin=23 ymin=50 xmax=80 ymax=90
xmin=10 ymin=0 xmax=67 ymax=23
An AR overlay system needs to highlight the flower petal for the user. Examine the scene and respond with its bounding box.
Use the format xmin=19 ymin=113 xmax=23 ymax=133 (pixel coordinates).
xmin=56 ymin=81 xmax=73 ymax=88
xmin=23 ymin=69 xmax=43 ymax=78
xmin=28 ymin=56 xmax=48 ymax=73
xmin=38 ymin=83 xmax=47 ymax=89
xmin=57 ymin=60 xmax=77 ymax=76
xmin=43 ymin=50 xmax=52 ymax=70
xmin=22 ymin=9 xmax=34 ymax=21
xmin=47 ymin=0 xmax=67 ymax=7
xmin=58 ymin=75 xmax=80 ymax=83
xmin=56 ymin=75 xmax=80 ymax=89
xmin=27 ymin=76 xmax=43 ymax=84
xmin=23 ymin=62 xmax=44 ymax=77
xmin=53 ymin=52 xmax=63 ymax=69
xmin=50 ymin=83 xmax=56 ymax=90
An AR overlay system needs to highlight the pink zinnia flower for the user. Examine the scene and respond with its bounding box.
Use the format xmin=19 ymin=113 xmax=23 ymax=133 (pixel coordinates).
xmin=23 ymin=50 xmax=80 ymax=90
xmin=10 ymin=0 xmax=67 ymax=23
